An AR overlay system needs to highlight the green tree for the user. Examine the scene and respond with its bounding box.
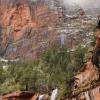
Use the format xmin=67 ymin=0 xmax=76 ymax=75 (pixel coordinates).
xmin=73 ymin=45 xmax=88 ymax=71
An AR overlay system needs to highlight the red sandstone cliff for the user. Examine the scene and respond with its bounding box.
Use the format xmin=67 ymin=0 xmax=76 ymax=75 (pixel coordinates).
xmin=0 ymin=0 xmax=60 ymax=60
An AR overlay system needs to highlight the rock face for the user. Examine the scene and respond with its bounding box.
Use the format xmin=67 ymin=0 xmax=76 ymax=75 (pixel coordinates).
xmin=0 ymin=0 xmax=96 ymax=60
xmin=74 ymin=60 xmax=99 ymax=89
xmin=0 ymin=0 xmax=60 ymax=60
xmin=67 ymin=60 xmax=100 ymax=100
xmin=2 ymin=91 xmax=50 ymax=100
xmin=2 ymin=91 xmax=35 ymax=100
xmin=76 ymin=86 xmax=100 ymax=100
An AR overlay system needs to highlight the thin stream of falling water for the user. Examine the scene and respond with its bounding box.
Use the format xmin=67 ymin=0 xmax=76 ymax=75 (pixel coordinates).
xmin=50 ymin=88 xmax=58 ymax=100
xmin=60 ymin=33 xmax=66 ymax=47
xmin=38 ymin=94 xmax=44 ymax=100
xmin=82 ymin=92 xmax=90 ymax=100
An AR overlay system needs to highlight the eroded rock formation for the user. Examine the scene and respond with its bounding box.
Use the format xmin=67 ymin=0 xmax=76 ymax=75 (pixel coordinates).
xmin=67 ymin=60 xmax=100 ymax=100
xmin=74 ymin=60 xmax=99 ymax=89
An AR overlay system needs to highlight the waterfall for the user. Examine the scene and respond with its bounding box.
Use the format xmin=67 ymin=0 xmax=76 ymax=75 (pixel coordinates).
xmin=60 ymin=33 xmax=67 ymax=47
xmin=84 ymin=91 xmax=90 ymax=100
xmin=38 ymin=94 xmax=44 ymax=100
xmin=50 ymin=88 xmax=58 ymax=100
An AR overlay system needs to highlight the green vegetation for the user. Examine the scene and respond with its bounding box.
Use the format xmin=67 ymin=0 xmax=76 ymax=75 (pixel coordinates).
xmin=0 ymin=45 xmax=88 ymax=97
